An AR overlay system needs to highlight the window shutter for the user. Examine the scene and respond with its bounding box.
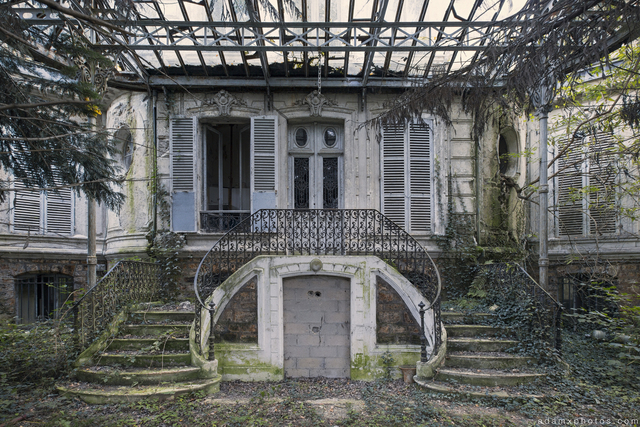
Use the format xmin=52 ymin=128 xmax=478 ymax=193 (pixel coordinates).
xmin=381 ymin=124 xmax=407 ymax=228
xmin=588 ymin=133 xmax=616 ymax=235
xmin=45 ymin=186 xmax=73 ymax=235
xmin=408 ymin=122 xmax=432 ymax=232
xmin=13 ymin=181 xmax=42 ymax=233
xmin=170 ymin=117 xmax=197 ymax=231
xmin=251 ymin=116 xmax=278 ymax=212
xmin=557 ymin=140 xmax=585 ymax=236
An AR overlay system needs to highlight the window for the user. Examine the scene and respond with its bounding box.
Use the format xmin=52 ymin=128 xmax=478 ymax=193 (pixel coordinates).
xmin=15 ymin=274 xmax=72 ymax=323
xmin=12 ymin=179 xmax=73 ymax=235
xmin=556 ymin=132 xmax=617 ymax=236
xmin=381 ymin=121 xmax=432 ymax=233
xmin=559 ymin=274 xmax=618 ymax=317
xmin=289 ymin=123 xmax=343 ymax=209
xmin=115 ymin=127 xmax=134 ymax=172
xmin=201 ymin=124 xmax=251 ymax=231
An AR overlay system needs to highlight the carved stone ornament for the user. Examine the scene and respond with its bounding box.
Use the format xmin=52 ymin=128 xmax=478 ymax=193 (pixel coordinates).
xmin=74 ymin=57 xmax=113 ymax=95
xmin=296 ymin=90 xmax=336 ymax=116
xmin=203 ymin=90 xmax=246 ymax=116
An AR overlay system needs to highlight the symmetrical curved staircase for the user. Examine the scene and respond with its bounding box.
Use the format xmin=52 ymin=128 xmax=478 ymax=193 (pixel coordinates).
xmin=417 ymin=311 xmax=546 ymax=400
xmin=58 ymin=305 xmax=221 ymax=404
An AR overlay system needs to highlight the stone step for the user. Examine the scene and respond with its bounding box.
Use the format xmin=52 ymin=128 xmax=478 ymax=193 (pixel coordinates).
xmin=119 ymin=324 xmax=191 ymax=337
xmin=447 ymin=337 xmax=518 ymax=353
xmin=445 ymin=325 xmax=505 ymax=338
xmin=57 ymin=377 xmax=222 ymax=404
xmin=445 ymin=353 xmax=535 ymax=370
xmin=414 ymin=377 xmax=547 ymax=403
xmin=95 ymin=352 xmax=191 ymax=367
xmin=441 ymin=312 xmax=493 ymax=324
xmin=435 ymin=368 xmax=543 ymax=387
xmin=128 ymin=310 xmax=194 ymax=323
xmin=76 ymin=366 xmax=202 ymax=386
xmin=105 ymin=337 xmax=189 ymax=352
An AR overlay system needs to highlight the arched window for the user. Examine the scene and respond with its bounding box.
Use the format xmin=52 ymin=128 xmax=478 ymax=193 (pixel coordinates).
xmin=14 ymin=273 xmax=72 ymax=323
xmin=115 ymin=127 xmax=134 ymax=172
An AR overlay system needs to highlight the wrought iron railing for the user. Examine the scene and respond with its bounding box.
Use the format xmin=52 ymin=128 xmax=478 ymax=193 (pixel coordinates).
xmin=484 ymin=262 xmax=563 ymax=352
xmin=200 ymin=211 xmax=251 ymax=233
xmin=72 ymin=261 xmax=161 ymax=352
xmin=193 ymin=209 xmax=442 ymax=360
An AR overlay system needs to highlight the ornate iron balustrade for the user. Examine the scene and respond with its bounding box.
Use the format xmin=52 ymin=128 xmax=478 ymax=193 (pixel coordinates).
xmin=72 ymin=261 xmax=161 ymax=352
xmin=200 ymin=211 xmax=251 ymax=233
xmin=484 ymin=262 xmax=563 ymax=352
xmin=193 ymin=209 xmax=442 ymax=360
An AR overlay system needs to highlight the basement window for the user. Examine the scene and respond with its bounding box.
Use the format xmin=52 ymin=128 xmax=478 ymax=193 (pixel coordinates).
xmin=15 ymin=274 xmax=72 ymax=324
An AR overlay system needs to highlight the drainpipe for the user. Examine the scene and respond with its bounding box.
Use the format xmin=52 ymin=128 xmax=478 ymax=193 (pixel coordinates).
xmin=531 ymin=79 xmax=554 ymax=291
xmin=152 ymin=90 xmax=158 ymax=239
xmin=538 ymin=108 xmax=549 ymax=291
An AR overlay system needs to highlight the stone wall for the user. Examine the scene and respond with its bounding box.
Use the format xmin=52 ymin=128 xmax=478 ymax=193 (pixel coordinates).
xmin=213 ymin=277 xmax=258 ymax=343
xmin=376 ymin=276 xmax=422 ymax=345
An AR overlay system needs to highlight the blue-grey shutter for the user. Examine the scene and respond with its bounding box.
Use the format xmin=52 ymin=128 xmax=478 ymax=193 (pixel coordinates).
xmin=13 ymin=181 xmax=42 ymax=233
xmin=251 ymin=116 xmax=278 ymax=213
xmin=408 ymin=121 xmax=432 ymax=232
xmin=382 ymin=124 xmax=407 ymax=229
xmin=557 ymin=140 xmax=586 ymax=236
xmin=45 ymin=182 xmax=73 ymax=235
xmin=170 ymin=117 xmax=197 ymax=232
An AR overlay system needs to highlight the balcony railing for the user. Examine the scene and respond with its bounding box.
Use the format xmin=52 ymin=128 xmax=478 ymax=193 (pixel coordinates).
xmin=200 ymin=211 xmax=251 ymax=233
xmin=193 ymin=209 xmax=442 ymax=361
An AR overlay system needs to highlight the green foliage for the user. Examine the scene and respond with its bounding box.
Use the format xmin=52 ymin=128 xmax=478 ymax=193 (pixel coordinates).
xmin=0 ymin=320 xmax=75 ymax=384
xmin=0 ymin=4 xmax=124 ymax=209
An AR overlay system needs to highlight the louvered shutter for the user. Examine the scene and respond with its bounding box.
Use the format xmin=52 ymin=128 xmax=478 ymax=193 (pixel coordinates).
xmin=170 ymin=117 xmax=197 ymax=232
xmin=45 ymin=179 xmax=73 ymax=235
xmin=382 ymin=124 xmax=407 ymax=228
xmin=588 ymin=133 xmax=616 ymax=235
xmin=408 ymin=122 xmax=432 ymax=232
xmin=13 ymin=181 xmax=42 ymax=233
xmin=251 ymin=116 xmax=278 ymax=212
xmin=557 ymin=140 xmax=585 ymax=236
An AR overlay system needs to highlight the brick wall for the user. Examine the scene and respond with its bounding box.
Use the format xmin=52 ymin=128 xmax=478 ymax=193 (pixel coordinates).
xmin=0 ymin=257 xmax=87 ymax=319
xmin=376 ymin=276 xmax=421 ymax=345
xmin=213 ymin=277 xmax=258 ymax=343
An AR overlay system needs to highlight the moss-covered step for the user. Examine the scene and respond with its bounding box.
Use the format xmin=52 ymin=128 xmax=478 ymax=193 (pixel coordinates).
xmin=57 ymin=376 xmax=222 ymax=404
xmin=445 ymin=325 xmax=505 ymax=337
xmin=435 ymin=368 xmax=543 ymax=386
xmin=105 ymin=337 xmax=189 ymax=352
xmin=128 ymin=311 xmax=194 ymax=323
xmin=76 ymin=366 xmax=202 ymax=385
xmin=447 ymin=337 xmax=518 ymax=352
xmin=445 ymin=353 xmax=535 ymax=370
xmin=118 ymin=324 xmax=191 ymax=337
xmin=414 ymin=377 xmax=547 ymax=403
xmin=441 ymin=312 xmax=493 ymax=324
xmin=95 ymin=352 xmax=191 ymax=367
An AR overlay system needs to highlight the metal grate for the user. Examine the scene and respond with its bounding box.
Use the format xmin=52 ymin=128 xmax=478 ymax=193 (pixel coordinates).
xmin=15 ymin=274 xmax=72 ymax=323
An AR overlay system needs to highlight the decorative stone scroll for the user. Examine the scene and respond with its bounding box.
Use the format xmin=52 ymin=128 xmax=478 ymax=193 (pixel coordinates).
xmin=203 ymin=90 xmax=246 ymax=116
xmin=295 ymin=90 xmax=336 ymax=116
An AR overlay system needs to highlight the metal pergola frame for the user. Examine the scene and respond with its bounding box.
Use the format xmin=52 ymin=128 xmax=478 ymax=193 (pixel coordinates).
xmin=13 ymin=0 xmax=525 ymax=89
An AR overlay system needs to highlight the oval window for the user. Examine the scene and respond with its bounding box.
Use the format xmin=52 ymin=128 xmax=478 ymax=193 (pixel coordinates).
xmin=324 ymin=128 xmax=337 ymax=147
xmin=295 ymin=128 xmax=308 ymax=147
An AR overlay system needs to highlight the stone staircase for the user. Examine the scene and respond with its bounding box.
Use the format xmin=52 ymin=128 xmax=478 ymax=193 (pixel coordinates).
xmin=416 ymin=311 xmax=546 ymax=400
xmin=58 ymin=305 xmax=221 ymax=404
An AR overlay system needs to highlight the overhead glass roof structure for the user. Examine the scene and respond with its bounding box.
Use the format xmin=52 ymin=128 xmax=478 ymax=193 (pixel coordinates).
xmin=13 ymin=0 xmax=536 ymax=89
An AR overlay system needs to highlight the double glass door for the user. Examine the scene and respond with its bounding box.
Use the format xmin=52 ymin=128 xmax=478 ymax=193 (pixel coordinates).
xmin=290 ymin=123 xmax=343 ymax=209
